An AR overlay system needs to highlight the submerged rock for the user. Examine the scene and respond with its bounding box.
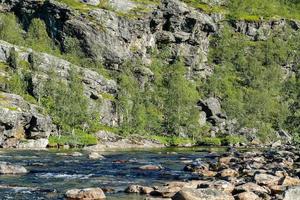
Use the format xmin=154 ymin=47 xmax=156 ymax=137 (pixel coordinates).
xmin=0 ymin=162 xmax=28 ymax=174
xmin=71 ymin=152 xmax=83 ymax=157
xmin=65 ymin=188 xmax=106 ymax=200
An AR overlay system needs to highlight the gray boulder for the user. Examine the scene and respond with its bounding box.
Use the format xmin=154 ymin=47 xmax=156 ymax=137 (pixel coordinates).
xmin=65 ymin=188 xmax=106 ymax=199
xmin=199 ymin=97 xmax=222 ymax=117
xmin=0 ymin=162 xmax=28 ymax=174
xmin=283 ymin=186 xmax=300 ymax=200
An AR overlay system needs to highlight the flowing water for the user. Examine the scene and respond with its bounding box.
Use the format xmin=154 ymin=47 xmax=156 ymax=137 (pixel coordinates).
xmin=0 ymin=147 xmax=228 ymax=200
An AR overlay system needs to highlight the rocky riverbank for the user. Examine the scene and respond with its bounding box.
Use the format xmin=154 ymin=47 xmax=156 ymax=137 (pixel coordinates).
xmin=123 ymin=146 xmax=300 ymax=200
xmin=2 ymin=145 xmax=300 ymax=199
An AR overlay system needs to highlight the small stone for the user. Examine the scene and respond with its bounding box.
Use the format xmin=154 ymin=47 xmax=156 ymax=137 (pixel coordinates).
xmin=88 ymin=152 xmax=105 ymax=160
xmin=71 ymin=152 xmax=83 ymax=157
xmin=198 ymin=180 xmax=234 ymax=194
xmin=125 ymin=185 xmax=141 ymax=193
xmin=219 ymin=156 xmax=235 ymax=165
xmin=195 ymin=169 xmax=217 ymax=177
xmin=151 ymin=186 xmax=182 ymax=198
xmin=139 ymin=165 xmax=162 ymax=171
xmin=236 ymin=192 xmax=260 ymax=200
xmin=219 ymin=168 xmax=239 ymax=178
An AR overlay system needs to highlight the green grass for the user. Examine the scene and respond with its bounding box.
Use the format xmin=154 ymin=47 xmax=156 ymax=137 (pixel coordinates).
xmin=0 ymin=62 xmax=8 ymax=70
xmin=183 ymin=0 xmax=226 ymax=14
xmin=7 ymin=106 xmax=18 ymax=111
xmin=198 ymin=137 xmax=222 ymax=146
xmin=150 ymin=135 xmax=194 ymax=146
xmin=48 ymin=129 xmax=98 ymax=147
xmin=183 ymin=0 xmax=300 ymax=21
xmin=222 ymin=135 xmax=246 ymax=145
xmin=55 ymin=0 xmax=95 ymax=12
xmin=101 ymin=93 xmax=115 ymax=101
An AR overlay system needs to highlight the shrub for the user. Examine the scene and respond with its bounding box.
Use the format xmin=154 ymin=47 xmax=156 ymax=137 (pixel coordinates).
xmin=222 ymin=135 xmax=246 ymax=145
xmin=26 ymin=18 xmax=56 ymax=53
xmin=0 ymin=13 xmax=24 ymax=45
xmin=150 ymin=135 xmax=194 ymax=146
xmin=198 ymin=137 xmax=222 ymax=146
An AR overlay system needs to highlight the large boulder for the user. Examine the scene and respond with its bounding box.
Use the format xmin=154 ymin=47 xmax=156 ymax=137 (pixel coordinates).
xmin=65 ymin=188 xmax=106 ymax=200
xmin=254 ymin=173 xmax=281 ymax=186
xmin=172 ymin=188 xmax=234 ymax=200
xmin=283 ymin=186 xmax=300 ymax=200
xmin=0 ymin=162 xmax=28 ymax=174
xmin=198 ymin=97 xmax=222 ymax=117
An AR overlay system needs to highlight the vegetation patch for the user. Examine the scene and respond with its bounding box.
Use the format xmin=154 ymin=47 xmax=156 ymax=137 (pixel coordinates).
xmin=48 ymin=130 xmax=98 ymax=147
xmin=198 ymin=137 xmax=222 ymax=146
xmin=150 ymin=135 xmax=194 ymax=146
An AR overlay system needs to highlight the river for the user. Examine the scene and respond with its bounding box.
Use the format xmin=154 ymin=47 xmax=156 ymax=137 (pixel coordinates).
xmin=0 ymin=147 xmax=227 ymax=199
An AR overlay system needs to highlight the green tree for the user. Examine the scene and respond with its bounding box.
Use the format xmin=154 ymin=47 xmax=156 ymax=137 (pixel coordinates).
xmin=26 ymin=18 xmax=55 ymax=53
xmin=40 ymin=69 xmax=90 ymax=131
xmin=0 ymin=13 xmax=24 ymax=45
xmin=205 ymin=24 xmax=293 ymax=140
xmin=163 ymin=60 xmax=199 ymax=136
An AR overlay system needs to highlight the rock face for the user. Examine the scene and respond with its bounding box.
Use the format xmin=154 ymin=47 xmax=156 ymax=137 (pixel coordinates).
xmin=0 ymin=92 xmax=56 ymax=148
xmin=0 ymin=162 xmax=28 ymax=174
xmin=5 ymin=0 xmax=218 ymax=79
xmin=65 ymin=188 xmax=106 ymax=200
xmin=0 ymin=40 xmax=118 ymax=127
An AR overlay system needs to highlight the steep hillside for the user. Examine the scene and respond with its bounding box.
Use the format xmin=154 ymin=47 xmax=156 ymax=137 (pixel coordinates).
xmin=0 ymin=0 xmax=299 ymax=148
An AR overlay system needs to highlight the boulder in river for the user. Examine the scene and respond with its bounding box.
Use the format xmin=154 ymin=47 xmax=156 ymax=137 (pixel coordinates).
xmin=71 ymin=152 xmax=83 ymax=157
xmin=65 ymin=188 xmax=106 ymax=200
xmin=139 ymin=164 xmax=163 ymax=171
xmin=88 ymin=152 xmax=105 ymax=160
xmin=0 ymin=162 xmax=27 ymax=174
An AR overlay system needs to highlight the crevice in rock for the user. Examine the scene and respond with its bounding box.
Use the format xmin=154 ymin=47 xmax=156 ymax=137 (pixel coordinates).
xmin=25 ymin=116 xmax=37 ymax=138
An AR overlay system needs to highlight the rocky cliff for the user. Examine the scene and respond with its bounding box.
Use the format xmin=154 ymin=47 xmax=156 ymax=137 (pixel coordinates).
xmin=0 ymin=0 xmax=299 ymax=148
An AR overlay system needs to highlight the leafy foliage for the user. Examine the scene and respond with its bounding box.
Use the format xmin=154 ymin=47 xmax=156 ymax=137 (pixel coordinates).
xmin=0 ymin=13 xmax=24 ymax=45
xmin=116 ymin=54 xmax=201 ymax=138
xmin=205 ymin=24 xmax=299 ymax=141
